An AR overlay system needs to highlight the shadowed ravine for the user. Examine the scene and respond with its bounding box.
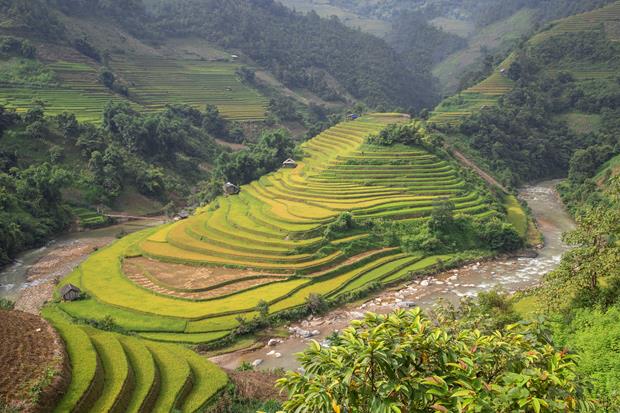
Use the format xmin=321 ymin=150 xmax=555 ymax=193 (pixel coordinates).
xmin=213 ymin=179 xmax=575 ymax=371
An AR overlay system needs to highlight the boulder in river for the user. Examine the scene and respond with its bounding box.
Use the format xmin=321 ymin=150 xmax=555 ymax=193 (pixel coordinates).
xmin=252 ymin=359 xmax=263 ymax=367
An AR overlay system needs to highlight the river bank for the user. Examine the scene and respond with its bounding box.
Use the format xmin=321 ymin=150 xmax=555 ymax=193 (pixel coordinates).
xmin=0 ymin=219 xmax=164 ymax=313
xmin=212 ymin=180 xmax=574 ymax=371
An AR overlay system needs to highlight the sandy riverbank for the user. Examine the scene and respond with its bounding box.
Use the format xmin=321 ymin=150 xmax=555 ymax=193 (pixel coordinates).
xmin=14 ymin=237 xmax=114 ymax=314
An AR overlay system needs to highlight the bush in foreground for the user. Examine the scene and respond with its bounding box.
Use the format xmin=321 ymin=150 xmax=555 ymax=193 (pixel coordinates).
xmin=277 ymin=308 xmax=595 ymax=413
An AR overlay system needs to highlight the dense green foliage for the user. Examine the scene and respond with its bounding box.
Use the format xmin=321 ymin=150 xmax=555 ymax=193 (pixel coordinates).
xmin=444 ymin=28 xmax=620 ymax=186
xmin=387 ymin=11 xmax=467 ymax=70
xmin=146 ymin=0 xmax=437 ymax=110
xmin=530 ymin=178 xmax=620 ymax=409
xmin=0 ymin=107 xmax=72 ymax=264
xmin=192 ymin=128 xmax=297 ymax=204
xmin=278 ymin=307 xmax=594 ymax=412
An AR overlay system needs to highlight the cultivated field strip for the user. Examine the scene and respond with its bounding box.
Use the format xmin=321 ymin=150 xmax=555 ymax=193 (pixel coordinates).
xmin=56 ymin=114 xmax=498 ymax=345
xmin=0 ymin=55 xmax=267 ymax=122
xmin=43 ymin=308 xmax=228 ymax=413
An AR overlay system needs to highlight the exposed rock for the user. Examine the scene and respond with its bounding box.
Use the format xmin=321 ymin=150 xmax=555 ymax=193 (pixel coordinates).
xmin=252 ymin=359 xmax=263 ymax=367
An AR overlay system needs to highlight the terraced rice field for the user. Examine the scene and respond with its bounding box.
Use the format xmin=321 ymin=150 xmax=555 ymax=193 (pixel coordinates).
xmin=429 ymin=68 xmax=514 ymax=126
xmin=43 ymin=307 xmax=228 ymax=413
xmin=55 ymin=114 xmax=502 ymax=345
xmin=531 ymin=1 xmax=620 ymax=44
xmin=430 ymin=1 xmax=620 ymax=126
xmin=109 ymin=56 xmax=267 ymax=121
xmin=0 ymin=55 xmax=267 ymax=122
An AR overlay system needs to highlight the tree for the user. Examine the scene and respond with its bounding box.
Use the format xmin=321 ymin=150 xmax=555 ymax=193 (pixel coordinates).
xmin=544 ymin=177 xmax=620 ymax=307
xmin=277 ymin=309 xmax=595 ymax=413
xmin=305 ymin=293 xmax=327 ymax=315
xmin=99 ymin=68 xmax=115 ymax=89
xmin=257 ymin=299 xmax=269 ymax=319
xmin=429 ymin=198 xmax=455 ymax=231
xmin=203 ymin=104 xmax=226 ymax=136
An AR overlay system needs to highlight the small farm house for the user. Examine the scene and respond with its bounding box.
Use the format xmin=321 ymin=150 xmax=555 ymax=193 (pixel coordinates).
xmin=60 ymin=284 xmax=82 ymax=302
xmin=223 ymin=182 xmax=240 ymax=195
xmin=282 ymin=158 xmax=297 ymax=168
xmin=174 ymin=210 xmax=190 ymax=221
xmin=347 ymin=113 xmax=360 ymax=120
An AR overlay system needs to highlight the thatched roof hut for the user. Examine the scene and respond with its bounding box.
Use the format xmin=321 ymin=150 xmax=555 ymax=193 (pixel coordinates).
xmin=60 ymin=284 xmax=81 ymax=302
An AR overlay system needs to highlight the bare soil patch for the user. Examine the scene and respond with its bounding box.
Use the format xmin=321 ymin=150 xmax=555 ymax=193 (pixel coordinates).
xmin=0 ymin=310 xmax=69 ymax=413
xmin=227 ymin=370 xmax=285 ymax=402
xmin=123 ymin=257 xmax=286 ymax=299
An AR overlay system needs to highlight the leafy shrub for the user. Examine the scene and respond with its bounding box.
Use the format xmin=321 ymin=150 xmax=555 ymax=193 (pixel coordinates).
xmin=0 ymin=298 xmax=15 ymax=310
xmin=278 ymin=308 xmax=596 ymax=412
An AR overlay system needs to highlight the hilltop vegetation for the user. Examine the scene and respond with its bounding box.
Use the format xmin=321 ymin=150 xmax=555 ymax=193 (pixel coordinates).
xmin=421 ymin=3 xmax=620 ymax=407
xmin=280 ymin=0 xmax=615 ymax=94
xmin=431 ymin=1 xmax=620 ymax=187
xmin=145 ymin=0 xmax=436 ymax=110
xmin=0 ymin=0 xmax=438 ymax=120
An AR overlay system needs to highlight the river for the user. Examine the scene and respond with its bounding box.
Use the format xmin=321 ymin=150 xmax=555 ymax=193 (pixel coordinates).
xmin=212 ymin=179 xmax=575 ymax=371
xmin=0 ymin=219 xmax=163 ymax=301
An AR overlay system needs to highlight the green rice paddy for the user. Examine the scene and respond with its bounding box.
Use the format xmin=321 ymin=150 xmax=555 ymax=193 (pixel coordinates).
xmin=0 ymin=54 xmax=267 ymax=122
xmin=43 ymin=307 xmax=227 ymax=413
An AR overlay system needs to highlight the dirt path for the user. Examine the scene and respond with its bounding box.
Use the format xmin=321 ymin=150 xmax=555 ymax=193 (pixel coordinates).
xmin=447 ymin=145 xmax=509 ymax=193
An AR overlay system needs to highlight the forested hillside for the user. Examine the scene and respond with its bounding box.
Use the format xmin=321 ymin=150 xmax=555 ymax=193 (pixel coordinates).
xmin=433 ymin=1 xmax=620 ymax=187
xmin=427 ymin=3 xmax=620 ymax=406
xmin=282 ymin=0 xmax=615 ymax=94
xmin=144 ymin=0 xmax=436 ymax=110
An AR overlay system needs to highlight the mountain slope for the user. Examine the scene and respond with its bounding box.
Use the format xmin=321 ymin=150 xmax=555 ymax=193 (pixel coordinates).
xmin=429 ymin=1 xmax=620 ymax=187
xmin=145 ymin=0 xmax=437 ymax=110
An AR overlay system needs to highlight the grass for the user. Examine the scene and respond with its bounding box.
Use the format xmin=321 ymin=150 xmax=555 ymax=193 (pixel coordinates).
xmin=139 ymin=330 xmax=230 ymax=344
xmin=175 ymin=345 xmax=229 ymax=413
xmin=559 ymin=112 xmax=603 ymax=134
xmin=58 ymin=299 xmax=188 ymax=332
xmin=42 ymin=307 xmax=100 ymax=413
xmin=0 ymin=54 xmax=267 ymax=122
xmin=504 ymin=195 xmax=528 ymax=238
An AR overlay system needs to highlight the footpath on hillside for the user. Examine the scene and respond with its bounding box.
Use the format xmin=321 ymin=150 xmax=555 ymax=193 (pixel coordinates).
xmin=446 ymin=145 xmax=509 ymax=193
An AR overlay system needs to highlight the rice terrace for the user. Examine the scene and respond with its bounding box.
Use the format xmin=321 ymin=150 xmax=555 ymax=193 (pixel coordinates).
xmin=54 ymin=114 xmax=508 ymax=345
xmin=28 ymin=113 xmax=525 ymax=412
xmin=3 ymin=0 xmax=620 ymax=411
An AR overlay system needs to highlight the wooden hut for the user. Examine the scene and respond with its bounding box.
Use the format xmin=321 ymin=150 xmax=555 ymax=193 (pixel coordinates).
xmin=223 ymin=182 xmax=240 ymax=195
xmin=282 ymin=158 xmax=297 ymax=168
xmin=60 ymin=284 xmax=81 ymax=302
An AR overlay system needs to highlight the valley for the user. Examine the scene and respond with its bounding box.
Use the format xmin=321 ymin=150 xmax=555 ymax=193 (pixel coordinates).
xmin=1 ymin=0 xmax=619 ymax=411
